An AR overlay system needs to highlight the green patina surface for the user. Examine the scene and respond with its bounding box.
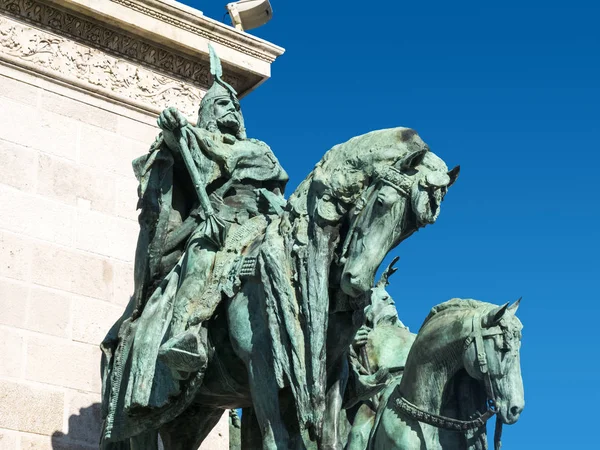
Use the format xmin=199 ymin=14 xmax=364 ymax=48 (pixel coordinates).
xmin=99 ymin=45 xmax=523 ymax=450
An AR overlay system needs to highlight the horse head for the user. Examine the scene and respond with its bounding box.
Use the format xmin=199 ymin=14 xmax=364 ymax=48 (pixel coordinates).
xmin=463 ymin=299 xmax=525 ymax=424
xmin=281 ymin=127 xmax=459 ymax=441
xmin=340 ymin=149 xmax=459 ymax=297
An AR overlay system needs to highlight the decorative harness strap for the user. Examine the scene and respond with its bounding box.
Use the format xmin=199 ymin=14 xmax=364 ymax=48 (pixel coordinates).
xmin=394 ymin=395 xmax=496 ymax=431
xmin=394 ymin=312 xmax=505 ymax=450
xmin=377 ymin=165 xmax=414 ymax=198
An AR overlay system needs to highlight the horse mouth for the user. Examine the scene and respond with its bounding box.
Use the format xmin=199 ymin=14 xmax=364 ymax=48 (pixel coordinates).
xmin=414 ymin=189 xmax=442 ymax=226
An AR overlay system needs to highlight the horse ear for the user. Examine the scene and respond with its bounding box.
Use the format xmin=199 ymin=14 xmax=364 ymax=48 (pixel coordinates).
xmin=447 ymin=165 xmax=460 ymax=187
xmin=507 ymin=297 xmax=521 ymax=315
xmin=482 ymin=303 xmax=509 ymax=328
xmin=399 ymin=149 xmax=428 ymax=171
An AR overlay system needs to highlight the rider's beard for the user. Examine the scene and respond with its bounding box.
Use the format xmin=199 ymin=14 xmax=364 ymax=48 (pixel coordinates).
xmin=217 ymin=111 xmax=241 ymax=133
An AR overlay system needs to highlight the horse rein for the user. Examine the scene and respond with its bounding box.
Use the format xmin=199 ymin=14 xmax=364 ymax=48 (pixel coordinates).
xmin=394 ymin=312 xmax=506 ymax=450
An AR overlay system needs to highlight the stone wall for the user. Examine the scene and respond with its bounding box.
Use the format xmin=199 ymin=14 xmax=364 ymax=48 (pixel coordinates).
xmin=0 ymin=1 xmax=283 ymax=448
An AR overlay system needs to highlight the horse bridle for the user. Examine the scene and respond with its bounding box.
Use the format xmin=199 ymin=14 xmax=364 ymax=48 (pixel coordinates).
xmin=376 ymin=165 xmax=414 ymax=198
xmin=339 ymin=166 xmax=414 ymax=266
xmin=394 ymin=311 xmax=506 ymax=450
xmin=465 ymin=314 xmax=505 ymax=411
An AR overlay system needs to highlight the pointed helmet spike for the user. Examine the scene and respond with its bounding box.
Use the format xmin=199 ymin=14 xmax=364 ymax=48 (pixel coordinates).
xmin=198 ymin=44 xmax=245 ymax=136
xmin=208 ymin=43 xmax=223 ymax=80
xmin=206 ymin=43 xmax=238 ymax=96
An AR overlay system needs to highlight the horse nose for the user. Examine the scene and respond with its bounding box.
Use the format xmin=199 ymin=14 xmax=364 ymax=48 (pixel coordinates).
xmin=341 ymin=272 xmax=362 ymax=297
xmin=509 ymin=404 xmax=523 ymax=422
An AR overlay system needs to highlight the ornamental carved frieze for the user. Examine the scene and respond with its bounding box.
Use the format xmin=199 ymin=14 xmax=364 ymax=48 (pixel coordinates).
xmin=109 ymin=0 xmax=277 ymax=63
xmin=0 ymin=0 xmax=248 ymax=117
xmin=0 ymin=14 xmax=203 ymax=117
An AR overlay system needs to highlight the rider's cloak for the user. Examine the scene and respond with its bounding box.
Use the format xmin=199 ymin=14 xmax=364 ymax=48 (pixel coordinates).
xmin=100 ymin=133 xmax=204 ymax=441
xmin=100 ymin=129 xmax=289 ymax=443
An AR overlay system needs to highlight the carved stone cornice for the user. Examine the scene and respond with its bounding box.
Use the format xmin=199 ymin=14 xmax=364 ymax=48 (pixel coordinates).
xmin=0 ymin=0 xmax=247 ymax=91
xmin=109 ymin=0 xmax=283 ymax=64
xmin=0 ymin=0 xmax=285 ymax=117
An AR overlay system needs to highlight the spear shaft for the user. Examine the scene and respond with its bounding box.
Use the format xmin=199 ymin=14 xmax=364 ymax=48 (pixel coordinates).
xmin=177 ymin=127 xmax=214 ymax=218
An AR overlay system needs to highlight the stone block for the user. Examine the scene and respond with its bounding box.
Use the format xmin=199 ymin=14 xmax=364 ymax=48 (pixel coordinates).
xmin=36 ymin=153 xmax=78 ymax=203
xmin=0 ymin=98 xmax=39 ymax=149
xmin=0 ymin=73 xmax=40 ymax=106
xmin=200 ymin=411 xmax=229 ymax=450
xmin=30 ymin=244 xmax=73 ymax=293
xmin=24 ymin=433 xmax=97 ymax=450
xmin=73 ymin=254 xmax=113 ymax=302
xmin=27 ymin=287 xmax=72 ymax=338
xmin=0 ymin=139 xmax=38 ymax=192
xmin=0 ymin=278 xmax=29 ymax=328
xmin=0 ymin=327 xmax=25 ymax=378
xmin=26 ymin=336 xmax=101 ymax=393
xmin=75 ymin=209 xmax=138 ymax=262
xmin=0 ymin=231 xmax=32 ymax=281
xmin=0 ymin=379 xmax=64 ymax=435
xmin=117 ymin=115 xmax=159 ymax=143
xmin=31 ymin=243 xmax=113 ymax=301
xmin=72 ymin=297 xmax=123 ymax=345
xmin=19 ymin=434 xmax=53 ymax=450
xmin=35 ymin=109 xmax=80 ymax=160
xmin=0 ymin=185 xmax=75 ymax=247
xmin=115 ymin=175 xmax=140 ymax=221
xmin=41 ymin=90 xmax=118 ymax=133
xmin=79 ymin=125 xmax=143 ymax=177
xmin=112 ymin=261 xmax=134 ymax=306
xmin=65 ymin=391 xmax=102 ymax=445
xmin=0 ymin=99 xmax=79 ymax=161
xmin=37 ymin=154 xmax=117 ymax=215
xmin=0 ymin=429 xmax=19 ymax=448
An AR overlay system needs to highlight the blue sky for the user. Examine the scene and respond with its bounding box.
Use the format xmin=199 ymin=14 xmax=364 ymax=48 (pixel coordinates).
xmin=186 ymin=1 xmax=599 ymax=447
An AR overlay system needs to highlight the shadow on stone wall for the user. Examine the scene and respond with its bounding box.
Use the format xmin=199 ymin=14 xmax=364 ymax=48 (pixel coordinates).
xmin=52 ymin=403 xmax=101 ymax=449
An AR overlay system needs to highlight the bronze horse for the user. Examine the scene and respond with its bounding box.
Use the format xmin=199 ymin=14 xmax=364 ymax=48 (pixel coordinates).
xmin=368 ymin=299 xmax=524 ymax=450
xmin=101 ymin=127 xmax=459 ymax=449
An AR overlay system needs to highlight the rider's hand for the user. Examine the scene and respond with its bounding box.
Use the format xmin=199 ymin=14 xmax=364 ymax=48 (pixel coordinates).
xmin=353 ymin=325 xmax=371 ymax=347
xmin=157 ymin=107 xmax=188 ymax=132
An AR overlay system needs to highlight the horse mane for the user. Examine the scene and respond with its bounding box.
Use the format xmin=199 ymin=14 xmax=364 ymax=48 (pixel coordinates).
xmin=286 ymin=127 xmax=428 ymax=220
xmin=420 ymin=298 xmax=495 ymax=331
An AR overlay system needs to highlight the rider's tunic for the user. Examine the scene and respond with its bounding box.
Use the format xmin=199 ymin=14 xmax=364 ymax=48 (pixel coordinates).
xmin=100 ymin=128 xmax=287 ymax=442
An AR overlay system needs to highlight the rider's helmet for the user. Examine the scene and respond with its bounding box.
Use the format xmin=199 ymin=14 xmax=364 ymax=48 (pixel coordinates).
xmin=197 ymin=45 xmax=246 ymax=139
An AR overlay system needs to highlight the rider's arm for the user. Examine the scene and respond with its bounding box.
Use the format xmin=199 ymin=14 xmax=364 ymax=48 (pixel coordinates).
xmin=187 ymin=127 xmax=231 ymax=168
xmin=156 ymin=107 xmax=227 ymax=168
